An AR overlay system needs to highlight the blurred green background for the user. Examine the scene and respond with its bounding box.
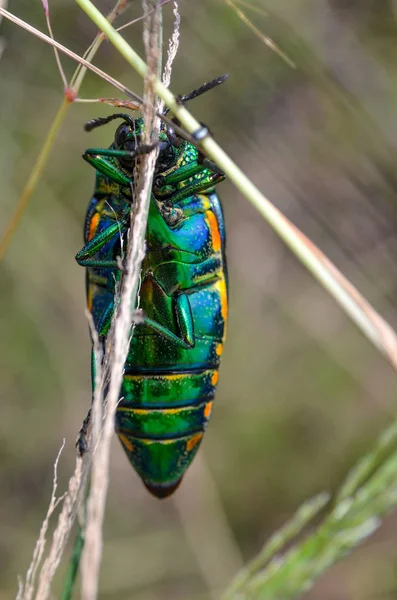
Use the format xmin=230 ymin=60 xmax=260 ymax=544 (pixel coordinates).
xmin=2 ymin=0 xmax=397 ymax=598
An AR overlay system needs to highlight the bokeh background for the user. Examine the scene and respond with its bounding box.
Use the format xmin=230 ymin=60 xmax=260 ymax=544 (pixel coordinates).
xmin=2 ymin=0 xmax=397 ymax=598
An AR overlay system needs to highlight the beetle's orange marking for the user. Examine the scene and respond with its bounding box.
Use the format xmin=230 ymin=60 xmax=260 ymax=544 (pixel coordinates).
xmin=211 ymin=371 xmax=219 ymax=386
xmin=216 ymin=343 xmax=223 ymax=356
xmin=118 ymin=433 xmax=134 ymax=452
xmin=218 ymin=278 xmax=228 ymax=322
xmin=186 ymin=432 xmax=203 ymax=452
xmin=87 ymin=286 xmax=93 ymax=312
xmin=126 ymin=406 xmax=185 ymax=416
xmin=88 ymin=212 xmax=100 ymax=241
xmin=204 ymin=401 xmax=213 ymax=420
xmin=206 ymin=210 xmax=221 ymax=252
xmin=124 ymin=370 xmax=213 ymax=382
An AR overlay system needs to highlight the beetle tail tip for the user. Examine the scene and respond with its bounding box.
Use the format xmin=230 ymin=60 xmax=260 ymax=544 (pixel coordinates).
xmin=144 ymin=478 xmax=182 ymax=499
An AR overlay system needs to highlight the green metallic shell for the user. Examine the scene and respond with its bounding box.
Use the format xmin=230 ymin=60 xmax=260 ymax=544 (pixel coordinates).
xmin=77 ymin=117 xmax=227 ymax=497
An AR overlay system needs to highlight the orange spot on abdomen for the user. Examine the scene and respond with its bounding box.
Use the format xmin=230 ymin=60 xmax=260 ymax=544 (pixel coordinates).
xmin=186 ymin=432 xmax=203 ymax=452
xmin=87 ymin=286 xmax=93 ymax=312
xmin=118 ymin=433 xmax=134 ymax=452
xmin=206 ymin=210 xmax=221 ymax=252
xmin=203 ymin=401 xmax=213 ymax=420
xmin=211 ymin=371 xmax=219 ymax=386
xmin=88 ymin=212 xmax=100 ymax=241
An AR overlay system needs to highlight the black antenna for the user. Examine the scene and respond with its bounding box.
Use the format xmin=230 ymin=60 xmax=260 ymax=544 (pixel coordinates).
xmin=181 ymin=74 xmax=228 ymax=103
xmin=84 ymin=113 xmax=136 ymax=132
xmin=163 ymin=74 xmax=228 ymax=115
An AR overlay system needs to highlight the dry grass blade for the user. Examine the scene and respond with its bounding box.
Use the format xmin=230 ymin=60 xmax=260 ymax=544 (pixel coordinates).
xmin=16 ymin=441 xmax=65 ymax=600
xmin=0 ymin=9 xmax=143 ymax=109
xmin=34 ymin=458 xmax=88 ymax=600
xmin=0 ymin=0 xmax=7 ymax=61
xmin=162 ymin=0 xmax=179 ymax=89
xmin=41 ymin=1 xmax=68 ymax=89
xmin=19 ymin=314 xmax=103 ymax=600
xmin=79 ymin=3 xmax=164 ymax=597
xmin=15 ymin=453 xmax=89 ymax=600
xmin=225 ymin=0 xmax=295 ymax=68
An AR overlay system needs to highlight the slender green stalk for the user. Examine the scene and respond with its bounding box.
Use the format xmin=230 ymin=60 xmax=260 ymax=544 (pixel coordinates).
xmin=223 ymin=420 xmax=397 ymax=600
xmin=223 ymin=493 xmax=330 ymax=600
xmin=0 ymin=96 xmax=71 ymax=261
xmin=74 ymin=0 xmax=397 ymax=371
xmin=0 ymin=2 xmax=136 ymax=262
xmin=336 ymin=419 xmax=397 ymax=502
xmin=60 ymin=527 xmax=84 ymax=600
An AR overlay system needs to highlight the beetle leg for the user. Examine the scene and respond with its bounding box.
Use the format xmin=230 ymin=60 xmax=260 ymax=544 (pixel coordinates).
xmin=174 ymin=293 xmax=195 ymax=347
xmin=76 ymin=213 xmax=129 ymax=266
xmin=83 ymin=151 xmax=131 ymax=186
xmin=76 ymin=408 xmax=91 ymax=456
xmin=142 ymin=313 xmax=195 ymax=349
xmin=97 ymin=300 xmax=115 ymax=337
xmin=83 ymin=144 xmax=157 ymax=186
xmin=75 ymin=344 xmax=103 ymax=456
xmin=170 ymin=173 xmax=225 ymax=204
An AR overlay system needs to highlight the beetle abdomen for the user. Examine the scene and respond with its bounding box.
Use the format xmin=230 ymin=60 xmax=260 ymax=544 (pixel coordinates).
xmin=116 ymin=367 xmax=218 ymax=497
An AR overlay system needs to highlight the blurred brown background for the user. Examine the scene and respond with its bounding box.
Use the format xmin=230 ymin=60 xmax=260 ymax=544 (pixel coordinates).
xmin=2 ymin=0 xmax=397 ymax=598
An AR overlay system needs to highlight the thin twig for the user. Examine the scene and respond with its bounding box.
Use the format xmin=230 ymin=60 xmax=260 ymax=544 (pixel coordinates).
xmin=161 ymin=0 xmax=179 ymax=90
xmin=33 ymin=457 xmax=88 ymax=600
xmin=42 ymin=3 xmax=68 ymax=89
xmin=79 ymin=3 xmax=163 ymax=597
xmin=16 ymin=441 xmax=66 ymax=600
xmin=225 ymin=0 xmax=295 ymax=68
xmin=0 ymin=9 xmax=143 ymax=106
xmin=116 ymin=0 xmax=171 ymax=32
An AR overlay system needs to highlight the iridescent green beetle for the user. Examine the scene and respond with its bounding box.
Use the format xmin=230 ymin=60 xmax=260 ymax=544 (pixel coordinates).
xmin=76 ymin=76 xmax=228 ymax=498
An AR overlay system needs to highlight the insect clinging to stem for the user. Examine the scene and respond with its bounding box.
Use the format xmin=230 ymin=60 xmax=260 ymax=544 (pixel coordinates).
xmin=76 ymin=74 xmax=228 ymax=498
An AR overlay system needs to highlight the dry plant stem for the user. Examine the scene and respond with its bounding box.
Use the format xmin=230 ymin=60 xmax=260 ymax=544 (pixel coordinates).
xmin=161 ymin=0 xmax=179 ymax=90
xmin=45 ymin=12 xmax=68 ymax=89
xmin=116 ymin=0 xmax=172 ymax=32
xmin=33 ymin=458 xmax=88 ymax=600
xmin=225 ymin=0 xmax=295 ymax=68
xmin=232 ymin=0 xmax=269 ymax=17
xmin=16 ymin=441 xmax=65 ymax=600
xmin=74 ymin=0 xmax=397 ymax=370
xmin=0 ymin=8 xmax=142 ymax=101
xmin=79 ymin=4 xmax=161 ymax=597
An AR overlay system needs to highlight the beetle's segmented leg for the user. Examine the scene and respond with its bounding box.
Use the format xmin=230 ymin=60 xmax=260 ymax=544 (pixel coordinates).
xmin=169 ymin=172 xmax=225 ymax=204
xmin=83 ymin=152 xmax=132 ymax=186
xmin=197 ymin=155 xmax=224 ymax=176
xmin=76 ymin=408 xmax=91 ymax=456
xmin=76 ymin=216 xmax=129 ymax=266
xmin=85 ymin=144 xmax=158 ymax=160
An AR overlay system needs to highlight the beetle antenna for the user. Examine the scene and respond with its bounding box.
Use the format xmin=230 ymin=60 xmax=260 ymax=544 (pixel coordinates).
xmin=84 ymin=113 xmax=136 ymax=132
xmin=181 ymin=74 xmax=228 ymax=103
xmin=163 ymin=74 xmax=228 ymax=115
